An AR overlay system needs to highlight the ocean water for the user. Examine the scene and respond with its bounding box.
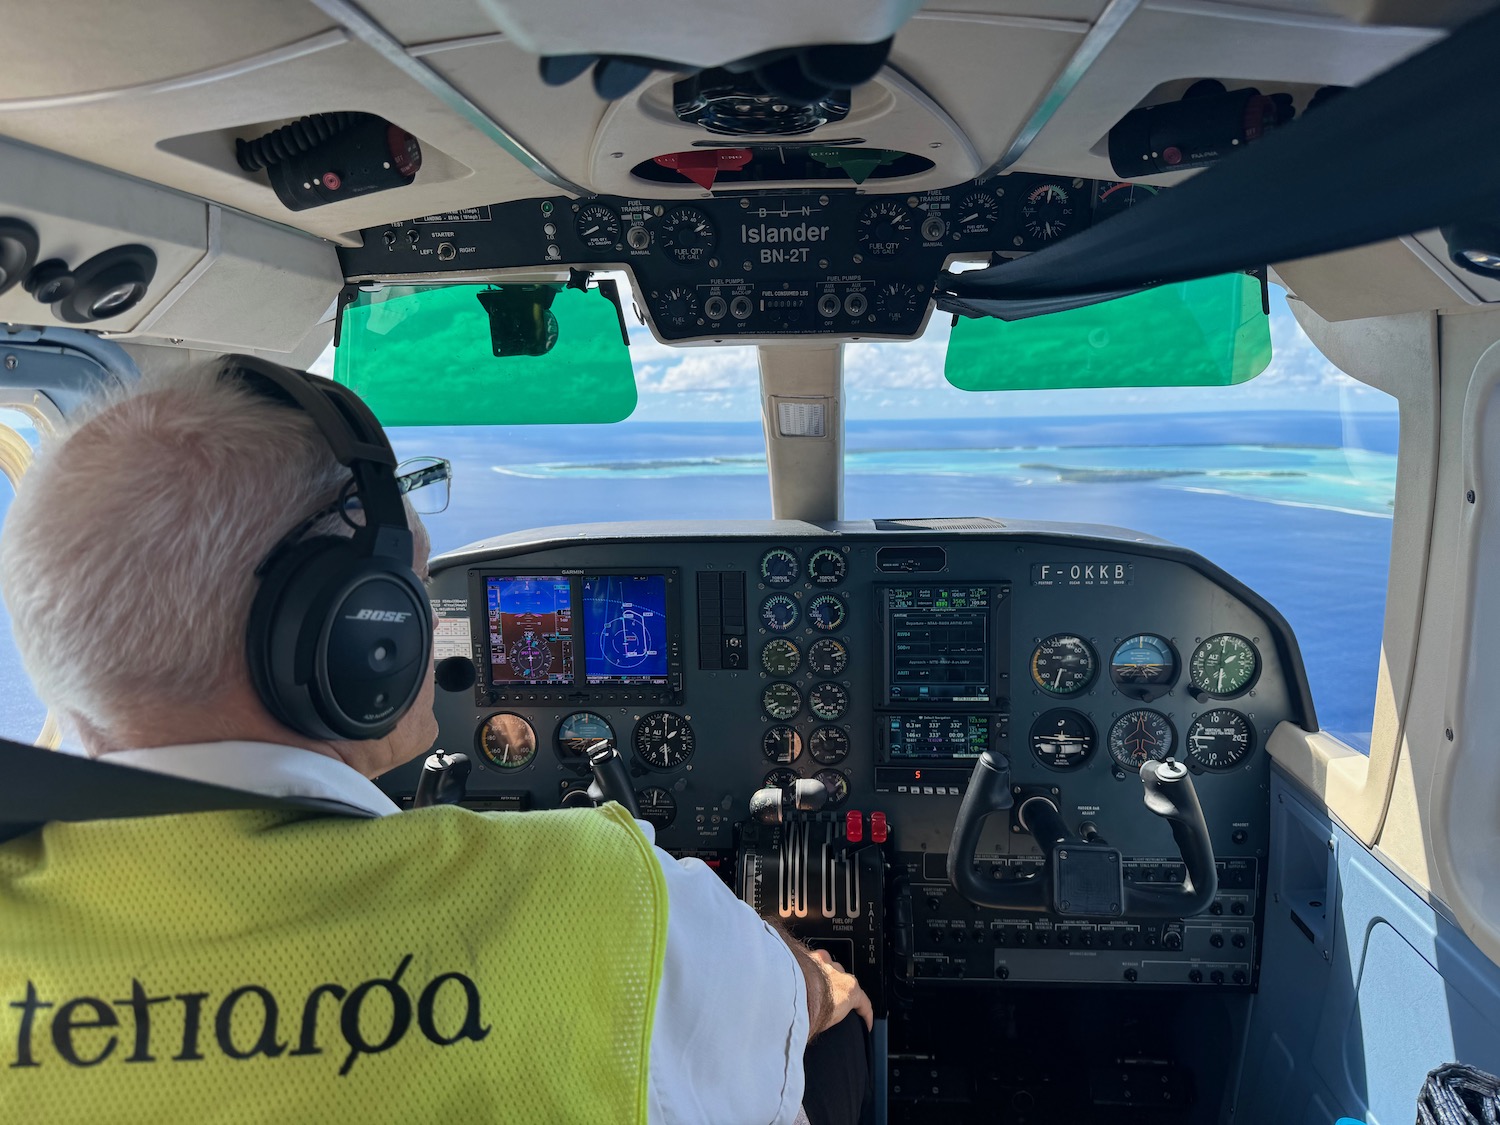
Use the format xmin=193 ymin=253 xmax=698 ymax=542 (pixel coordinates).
xmin=0 ymin=411 xmax=1396 ymax=750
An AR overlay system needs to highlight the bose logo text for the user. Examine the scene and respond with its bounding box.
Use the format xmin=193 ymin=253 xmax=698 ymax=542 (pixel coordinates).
xmin=346 ymin=609 xmax=412 ymax=623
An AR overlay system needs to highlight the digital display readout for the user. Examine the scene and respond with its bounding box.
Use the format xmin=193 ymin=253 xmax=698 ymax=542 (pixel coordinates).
xmin=486 ymin=575 xmax=575 ymax=686
xmin=582 ymin=574 xmax=669 ymax=685
xmin=887 ymin=714 xmax=988 ymax=759
xmin=886 ymin=586 xmax=992 ymax=704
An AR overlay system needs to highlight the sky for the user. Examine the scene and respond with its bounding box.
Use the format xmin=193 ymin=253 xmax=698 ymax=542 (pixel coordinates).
xmin=311 ymin=281 xmax=1396 ymax=423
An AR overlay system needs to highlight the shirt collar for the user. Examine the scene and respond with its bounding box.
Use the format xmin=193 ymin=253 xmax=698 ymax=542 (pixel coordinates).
xmin=104 ymin=742 xmax=401 ymax=818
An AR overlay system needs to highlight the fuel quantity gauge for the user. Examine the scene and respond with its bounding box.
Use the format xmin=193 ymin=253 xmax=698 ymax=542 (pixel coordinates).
xmin=574 ymin=203 xmax=621 ymax=249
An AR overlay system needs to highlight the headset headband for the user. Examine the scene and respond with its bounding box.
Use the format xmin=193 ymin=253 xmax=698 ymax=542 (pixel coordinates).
xmin=226 ymin=356 xmax=412 ymax=559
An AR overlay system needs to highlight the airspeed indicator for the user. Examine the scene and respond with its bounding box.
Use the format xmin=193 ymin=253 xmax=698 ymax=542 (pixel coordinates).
xmin=1030 ymin=634 xmax=1096 ymax=695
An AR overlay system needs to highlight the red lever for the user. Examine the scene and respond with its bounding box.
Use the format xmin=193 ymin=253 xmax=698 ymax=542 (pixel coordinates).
xmin=652 ymin=148 xmax=753 ymax=190
xmin=870 ymin=811 xmax=888 ymax=844
xmin=845 ymin=810 xmax=864 ymax=843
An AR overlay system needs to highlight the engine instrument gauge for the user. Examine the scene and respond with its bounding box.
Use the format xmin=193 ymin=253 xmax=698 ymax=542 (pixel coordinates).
xmin=574 ymin=203 xmax=620 ymax=249
xmin=1186 ymin=709 xmax=1254 ymax=769
xmin=762 ymin=726 xmax=803 ymax=764
xmin=763 ymin=681 xmax=802 ymax=720
xmin=807 ymin=547 xmax=846 ymax=586
xmin=764 ymin=767 xmax=799 ymax=789
xmin=1189 ymin=634 xmax=1259 ymax=698
xmin=659 ymin=206 xmax=717 ymax=264
xmin=808 ymin=638 xmax=848 ymax=676
xmin=760 ymin=548 xmax=799 ymax=586
xmin=761 ymin=638 xmax=801 ymax=677
xmin=955 ymin=190 xmax=1001 ymax=237
xmin=636 ymin=786 xmax=677 ymax=830
xmin=478 ymin=713 xmax=537 ymax=769
xmin=857 ymin=201 xmax=912 ymax=256
xmin=814 ymin=769 xmax=850 ymax=809
xmin=633 ymin=711 xmax=695 ymax=769
xmin=1109 ymin=634 xmax=1179 ymax=698
xmin=1094 ymin=181 xmax=1160 ymax=221
xmin=809 ymin=726 xmax=849 ymax=765
xmin=807 ymin=594 xmax=846 ymax=632
xmin=1030 ymin=709 xmax=1096 ymax=770
xmin=658 ymin=287 xmax=700 ymax=330
xmin=873 ymin=282 xmax=918 ymax=324
xmin=1107 ymin=709 xmax=1174 ymax=771
xmin=809 ymin=682 xmax=849 ymax=721
xmin=761 ymin=594 xmax=799 ymax=632
xmin=555 ymin=711 xmax=614 ymax=767
xmin=1020 ymin=182 xmax=1075 ymax=243
xmin=1030 ymin=634 xmax=1096 ymax=695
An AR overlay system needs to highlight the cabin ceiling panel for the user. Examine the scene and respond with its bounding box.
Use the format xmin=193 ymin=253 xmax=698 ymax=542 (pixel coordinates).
xmin=1006 ymin=2 xmax=1442 ymax=183
xmin=1275 ymin=241 xmax=1478 ymax=322
xmin=351 ymin=0 xmax=503 ymax=47
xmin=0 ymin=0 xmax=337 ymax=100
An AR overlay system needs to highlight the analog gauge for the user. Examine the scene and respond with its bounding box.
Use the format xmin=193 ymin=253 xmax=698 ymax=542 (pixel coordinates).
xmin=632 ymin=711 xmax=696 ymax=769
xmin=636 ymin=786 xmax=677 ymax=830
xmin=808 ymin=638 xmax=849 ymax=677
xmin=809 ymin=682 xmax=849 ymax=721
xmin=761 ymin=638 xmax=802 ymax=677
xmin=658 ymin=287 xmax=700 ymax=330
xmin=760 ymin=547 xmax=799 ymax=587
xmin=764 ymin=767 xmax=799 ymax=789
xmin=1094 ymin=181 xmax=1160 ymax=221
xmin=873 ymin=282 xmax=918 ymax=325
xmin=659 ymin=206 xmax=717 ymax=264
xmin=761 ymin=594 xmax=799 ymax=632
xmin=763 ymin=725 xmax=804 ymax=764
xmin=1108 ymin=709 xmax=1175 ymax=771
xmin=814 ymin=769 xmax=851 ymax=809
xmin=763 ymin=681 xmax=802 ymax=721
xmin=807 ymin=547 xmax=847 ymax=586
xmin=1021 ymin=182 xmax=1076 ymax=243
xmin=857 ymin=200 xmax=913 ymax=257
xmin=809 ymin=726 xmax=850 ymax=765
xmin=955 ymin=190 xmax=1001 ymax=237
xmin=556 ymin=711 xmax=614 ymax=767
xmin=1030 ymin=633 xmax=1097 ymax=695
xmin=807 ymin=594 xmax=847 ymax=632
xmin=1186 ymin=709 xmax=1255 ymax=770
xmin=477 ymin=713 xmax=537 ymax=769
xmin=574 ymin=203 xmax=620 ymax=250
xmin=1110 ymin=634 xmax=1179 ymax=695
xmin=1189 ymin=634 xmax=1260 ymax=698
xmin=1030 ymin=709 xmax=1096 ymax=770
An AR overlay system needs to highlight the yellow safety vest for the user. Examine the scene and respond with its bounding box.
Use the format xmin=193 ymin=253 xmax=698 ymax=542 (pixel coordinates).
xmin=0 ymin=802 xmax=668 ymax=1123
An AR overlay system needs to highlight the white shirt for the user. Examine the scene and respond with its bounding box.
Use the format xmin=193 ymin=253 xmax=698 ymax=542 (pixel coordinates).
xmin=106 ymin=742 xmax=810 ymax=1125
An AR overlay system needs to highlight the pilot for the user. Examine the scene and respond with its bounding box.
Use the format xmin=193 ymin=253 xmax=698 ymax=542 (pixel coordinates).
xmin=0 ymin=357 xmax=872 ymax=1124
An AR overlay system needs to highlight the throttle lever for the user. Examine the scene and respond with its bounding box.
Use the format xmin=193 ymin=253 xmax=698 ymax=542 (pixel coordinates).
xmin=585 ymin=740 xmax=641 ymax=819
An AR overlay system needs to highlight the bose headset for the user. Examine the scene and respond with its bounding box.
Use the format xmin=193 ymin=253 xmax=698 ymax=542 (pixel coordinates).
xmin=229 ymin=355 xmax=431 ymax=742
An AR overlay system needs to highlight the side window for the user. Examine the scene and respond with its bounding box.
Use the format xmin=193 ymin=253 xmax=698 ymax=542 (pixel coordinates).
xmin=0 ymin=408 xmax=50 ymax=743
xmin=843 ymin=287 xmax=1396 ymax=753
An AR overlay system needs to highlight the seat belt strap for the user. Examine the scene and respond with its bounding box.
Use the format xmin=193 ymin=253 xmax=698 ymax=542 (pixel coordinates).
xmin=0 ymin=737 xmax=371 ymax=844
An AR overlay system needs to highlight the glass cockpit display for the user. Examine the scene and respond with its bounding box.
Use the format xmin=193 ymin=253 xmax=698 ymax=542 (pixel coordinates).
xmin=883 ymin=586 xmax=999 ymax=705
xmin=486 ymin=575 xmax=574 ymax=686
xmin=582 ymin=574 xmax=669 ymax=685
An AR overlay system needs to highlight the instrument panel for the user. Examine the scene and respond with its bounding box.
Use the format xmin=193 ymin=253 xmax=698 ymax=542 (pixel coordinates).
xmin=397 ymin=521 xmax=1311 ymax=992
xmin=338 ymin=174 xmax=1144 ymax=343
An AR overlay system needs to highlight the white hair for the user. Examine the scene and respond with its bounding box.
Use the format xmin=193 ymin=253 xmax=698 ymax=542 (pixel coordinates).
xmin=0 ymin=359 xmax=405 ymax=737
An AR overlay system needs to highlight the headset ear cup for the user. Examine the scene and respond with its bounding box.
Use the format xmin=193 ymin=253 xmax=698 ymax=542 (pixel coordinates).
xmin=247 ymin=537 xmax=430 ymax=742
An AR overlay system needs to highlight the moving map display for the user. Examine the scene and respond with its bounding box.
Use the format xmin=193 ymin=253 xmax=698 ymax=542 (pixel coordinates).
xmin=486 ymin=575 xmax=574 ymax=685
xmin=583 ymin=574 xmax=669 ymax=684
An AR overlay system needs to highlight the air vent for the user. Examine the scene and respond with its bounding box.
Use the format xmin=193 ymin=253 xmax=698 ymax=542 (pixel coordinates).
xmin=874 ymin=518 xmax=1005 ymax=530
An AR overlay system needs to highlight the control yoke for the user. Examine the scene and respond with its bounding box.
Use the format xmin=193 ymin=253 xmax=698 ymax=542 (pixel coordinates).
xmin=947 ymin=753 xmax=1217 ymax=918
xmin=585 ymin=740 xmax=642 ymax=820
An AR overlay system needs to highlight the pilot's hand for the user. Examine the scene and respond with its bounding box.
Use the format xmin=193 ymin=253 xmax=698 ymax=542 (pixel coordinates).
xmin=810 ymin=948 xmax=874 ymax=1033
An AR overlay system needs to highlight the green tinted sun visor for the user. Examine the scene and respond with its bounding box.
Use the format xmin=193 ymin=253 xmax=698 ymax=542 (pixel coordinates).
xmin=333 ymin=281 xmax=637 ymax=425
xmin=943 ymin=274 xmax=1272 ymax=393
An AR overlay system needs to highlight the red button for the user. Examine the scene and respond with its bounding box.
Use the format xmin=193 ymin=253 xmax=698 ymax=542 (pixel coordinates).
xmin=870 ymin=812 xmax=888 ymax=844
xmin=845 ymin=811 xmax=863 ymax=843
xmin=321 ymin=171 xmax=342 ymax=190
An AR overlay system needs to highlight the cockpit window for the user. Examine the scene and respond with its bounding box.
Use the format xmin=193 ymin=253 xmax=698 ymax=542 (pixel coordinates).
xmin=844 ymin=286 xmax=1396 ymax=752
xmin=0 ymin=408 xmax=50 ymax=743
